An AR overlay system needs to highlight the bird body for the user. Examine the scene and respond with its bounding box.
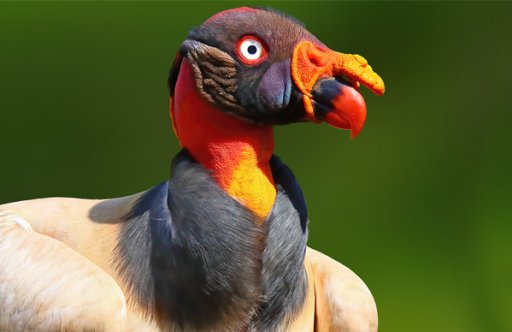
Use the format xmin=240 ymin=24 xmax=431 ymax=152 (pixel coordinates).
xmin=0 ymin=159 xmax=376 ymax=331
xmin=0 ymin=7 xmax=383 ymax=331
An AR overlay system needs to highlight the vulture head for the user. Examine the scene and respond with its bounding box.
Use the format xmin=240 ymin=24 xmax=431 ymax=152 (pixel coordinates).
xmin=168 ymin=7 xmax=385 ymax=142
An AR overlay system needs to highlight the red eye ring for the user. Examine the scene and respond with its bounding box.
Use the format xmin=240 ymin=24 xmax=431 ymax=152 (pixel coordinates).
xmin=236 ymin=35 xmax=267 ymax=65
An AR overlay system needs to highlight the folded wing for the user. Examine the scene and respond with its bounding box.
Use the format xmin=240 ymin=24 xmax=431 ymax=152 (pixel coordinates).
xmin=0 ymin=211 xmax=127 ymax=331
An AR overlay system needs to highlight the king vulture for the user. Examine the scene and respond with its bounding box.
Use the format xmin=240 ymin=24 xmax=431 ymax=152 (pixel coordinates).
xmin=0 ymin=7 xmax=385 ymax=332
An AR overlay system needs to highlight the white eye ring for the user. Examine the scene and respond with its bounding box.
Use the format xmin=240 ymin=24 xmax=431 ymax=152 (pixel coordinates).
xmin=238 ymin=38 xmax=264 ymax=62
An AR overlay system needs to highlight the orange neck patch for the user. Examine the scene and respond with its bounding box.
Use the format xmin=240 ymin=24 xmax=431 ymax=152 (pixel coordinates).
xmin=171 ymin=59 xmax=276 ymax=221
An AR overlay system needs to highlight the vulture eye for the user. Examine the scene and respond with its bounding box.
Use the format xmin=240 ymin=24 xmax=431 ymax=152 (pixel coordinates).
xmin=236 ymin=36 xmax=267 ymax=65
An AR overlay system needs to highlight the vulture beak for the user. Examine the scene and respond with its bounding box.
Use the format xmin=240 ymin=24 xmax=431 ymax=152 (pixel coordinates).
xmin=291 ymin=41 xmax=385 ymax=139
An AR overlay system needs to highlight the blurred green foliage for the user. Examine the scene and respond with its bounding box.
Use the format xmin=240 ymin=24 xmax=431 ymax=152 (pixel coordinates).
xmin=1 ymin=2 xmax=511 ymax=331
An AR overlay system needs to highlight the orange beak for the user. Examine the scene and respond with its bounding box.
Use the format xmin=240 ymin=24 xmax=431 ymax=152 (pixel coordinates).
xmin=291 ymin=41 xmax=385 ymax=139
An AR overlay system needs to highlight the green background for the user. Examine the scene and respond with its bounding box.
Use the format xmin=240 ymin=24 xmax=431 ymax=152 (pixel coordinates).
xmin=1 ymin=2 xmax=511 ymax=331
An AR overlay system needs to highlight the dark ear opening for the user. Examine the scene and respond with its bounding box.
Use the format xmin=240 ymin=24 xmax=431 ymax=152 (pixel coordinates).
xmin=168 ymin=49 xmax=186 ymax=97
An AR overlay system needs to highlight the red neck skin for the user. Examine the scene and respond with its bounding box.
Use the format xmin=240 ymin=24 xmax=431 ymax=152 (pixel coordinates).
xmin=171 ymin=59 xmax=276 ymax=220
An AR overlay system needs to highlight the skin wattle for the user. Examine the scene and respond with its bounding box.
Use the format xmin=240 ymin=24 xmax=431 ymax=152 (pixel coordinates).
xmin=171 ymin=58 xmax=276 ymax=220
xmin=291 ymin=40 xmax=384 ymax=138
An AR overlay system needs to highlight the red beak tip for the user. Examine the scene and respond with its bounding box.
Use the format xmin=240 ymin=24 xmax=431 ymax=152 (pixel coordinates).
xmin=349 ymin=126 xmax=362 ymax=140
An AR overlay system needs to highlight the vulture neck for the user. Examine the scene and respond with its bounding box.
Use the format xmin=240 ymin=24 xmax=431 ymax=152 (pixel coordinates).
xmin=172 ymin=60 xmax=276 ymax=220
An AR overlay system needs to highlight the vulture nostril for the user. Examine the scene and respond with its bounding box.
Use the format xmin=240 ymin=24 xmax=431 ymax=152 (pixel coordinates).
xmin=307 ymin=52 xmax=325 ymax=67
xmin=309 ymin=56 xmax=322 ymax=67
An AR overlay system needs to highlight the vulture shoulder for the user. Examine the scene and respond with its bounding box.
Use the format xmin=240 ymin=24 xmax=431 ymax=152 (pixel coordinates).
xmin=0 ymin=211 xmax=126 ymax=331
xmin=306 ymin=247 xmax=378 ymax=332
xmin=0 ymin=195 xmax=161 ymax=331
xmin=0 ymin=194 xmax=139 ymax=275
